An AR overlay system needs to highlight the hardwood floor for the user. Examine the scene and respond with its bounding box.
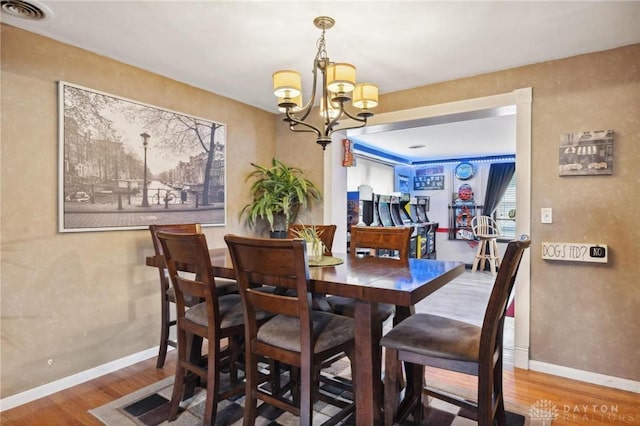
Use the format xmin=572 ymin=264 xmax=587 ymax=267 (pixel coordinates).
xmin=2 ymin=352 xmax=637 ymax=425
xmin=2 ymin=272 xmax=638 ymax=425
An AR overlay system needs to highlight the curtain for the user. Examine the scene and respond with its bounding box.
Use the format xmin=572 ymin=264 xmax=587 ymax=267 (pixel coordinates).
xmin=482 ymin=162 xmax=515 ymax=217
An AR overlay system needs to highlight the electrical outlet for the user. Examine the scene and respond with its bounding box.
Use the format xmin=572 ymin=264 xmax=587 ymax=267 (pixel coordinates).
xmin=541 ymin=208 xmax=553 ymax=224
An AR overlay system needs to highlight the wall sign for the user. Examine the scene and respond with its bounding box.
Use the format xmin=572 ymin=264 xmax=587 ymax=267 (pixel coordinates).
xmin=414 ymin=175 xmax=444 ymax=190
xmin=415 ymin=165 xmax=444 ymax=176
xmin=541 ymin=242 xmax=608 ymax=263
xmin=455 ymin=162 xmax=475 ymax=180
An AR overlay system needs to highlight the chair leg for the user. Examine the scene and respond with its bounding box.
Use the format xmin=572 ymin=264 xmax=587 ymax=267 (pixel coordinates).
xmin=407 ymin=362 xmax=425 ymax=423
xmin=203 ymin=338 xmax=220 ymax=426
xmin=493 ymin=239 xmax=502 ymax=268
xmin=488 ymin=238 xmax=497 ymax=275
xmin=168 ymin=329 xmax=188 ymax=421
xmin=228 ymin=336 xmax=241 ymax=383
xmin=494 ymin=353 xmax=506 ymax=426
xmin=299 ymin=356 xmax=313 ymax=425
xmin=156 ymin=296 xmax=171 ymax=368
xmin=345 ymin=347 xmax=357 ymax=414
xmin=472 ymin=240 xmax=486 ymax=273
xmin=383 ymin=348 xmax=400 ymax=426
xmin=243 ymin=352 xmax=259 ymax=426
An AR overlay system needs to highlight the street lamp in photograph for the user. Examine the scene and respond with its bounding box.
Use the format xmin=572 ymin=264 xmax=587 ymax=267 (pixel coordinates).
xmin=140 ymin=132 xmax=150 ymax=207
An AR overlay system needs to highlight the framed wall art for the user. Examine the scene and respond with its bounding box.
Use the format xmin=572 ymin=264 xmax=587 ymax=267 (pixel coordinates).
xmin=58 ymin=81 xmax=227 ymax=232
xmin=559 ymin=129 xmax=613 ymax=176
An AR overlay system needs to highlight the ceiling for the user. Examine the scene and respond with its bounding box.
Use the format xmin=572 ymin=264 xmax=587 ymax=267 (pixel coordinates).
xmin=3 ymin=1 xmax=639 ymax=161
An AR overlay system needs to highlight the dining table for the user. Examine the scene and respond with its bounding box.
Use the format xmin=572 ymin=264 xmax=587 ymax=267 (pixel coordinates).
xmin=147 ymin=248 xmax=465 ymax=425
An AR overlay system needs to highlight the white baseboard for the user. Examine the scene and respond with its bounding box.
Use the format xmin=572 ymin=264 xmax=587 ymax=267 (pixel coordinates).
xmin=0 ymin=347 xmax=163 ymax=412
xmin=513 ymin=346 xmax=529 ymax=369
xmin=529 ymin=360 xmax=640 ymax=393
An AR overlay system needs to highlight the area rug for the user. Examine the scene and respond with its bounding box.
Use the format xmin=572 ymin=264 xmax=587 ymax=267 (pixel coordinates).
xmin=90 ymin=362 xmax=531 ymax=426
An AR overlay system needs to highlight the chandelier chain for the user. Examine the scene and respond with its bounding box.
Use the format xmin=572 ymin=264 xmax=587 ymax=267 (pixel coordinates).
xmin=315 ymin=29 xmax=328 ymax=62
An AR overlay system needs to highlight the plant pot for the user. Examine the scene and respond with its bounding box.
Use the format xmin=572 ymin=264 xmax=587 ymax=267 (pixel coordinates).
xmin=270 ymin=230 xmax=288 ymax=239
xmin=306 ymin=241 xmax=323 ymax=263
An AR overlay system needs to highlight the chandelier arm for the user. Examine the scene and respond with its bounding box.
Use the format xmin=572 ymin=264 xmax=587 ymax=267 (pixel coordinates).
xmin=329 ymin=119 xmax=369 ymax=136
xmin=284 ymin=110 xmax=322 ymax=138
xmin=289 ymin=126 xmax=320 ymax=135
xmin=322 ymin=100 xmax=345 ymax=137
xmin=340 ymin=108 xmax=368 ymax=123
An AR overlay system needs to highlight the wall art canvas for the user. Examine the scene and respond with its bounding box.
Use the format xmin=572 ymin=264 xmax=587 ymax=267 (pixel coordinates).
xmin=58 ymin=81 xmax=226 ymax=232
xmin=559 ymin=129 xmax=613 ymax=176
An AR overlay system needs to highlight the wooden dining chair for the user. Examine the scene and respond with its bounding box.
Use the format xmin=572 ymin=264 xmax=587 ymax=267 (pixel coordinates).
xmin=224 ymin=234 xmax=356 ymax=426
xmin=149 ymin=224 xmax=237 ymax=368
xmin=156 ymin=231 xmax=250 ymax=426
xmin=326 ymin=225 xmax=413 ymax=320
xmin=349 ymin=225 xmax=412 ymax=265
xmin=381 ymin=235 xmax=531 ymax=426
xmin=288 ymin=224 xmax=337 ymax=256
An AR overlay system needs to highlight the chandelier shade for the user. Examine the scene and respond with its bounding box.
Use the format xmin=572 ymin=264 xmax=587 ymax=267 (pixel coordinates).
xmin=273 ymin=70 xmax=302 ymax=98
xmin=352 ymin=83 xmax=379 ymax=110
xmin=272 ymin=16 xmax=378 ymax=150
xmin=326 ymin=63 xmax=356 ymax=94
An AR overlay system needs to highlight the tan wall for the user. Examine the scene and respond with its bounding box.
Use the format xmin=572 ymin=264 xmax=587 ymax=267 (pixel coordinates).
xmin=2 ymin=20 xmax=639 ymax=401
xmin=278 ymin=44 xmax=640 ymax=382
xmin=0 ymin=24 xmax=275 ymax=397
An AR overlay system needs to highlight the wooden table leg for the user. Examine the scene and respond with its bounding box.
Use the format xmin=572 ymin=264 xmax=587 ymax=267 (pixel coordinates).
xmin=354 ymin=300 xmax=383 ymax=426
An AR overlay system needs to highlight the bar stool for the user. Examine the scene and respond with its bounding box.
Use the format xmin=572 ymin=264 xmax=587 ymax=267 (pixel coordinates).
xmin=471 ymin=215 xmax=501 ymax=275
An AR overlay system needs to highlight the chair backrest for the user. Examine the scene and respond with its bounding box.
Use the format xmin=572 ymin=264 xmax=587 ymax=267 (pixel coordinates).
xmin=149 ymin=223 xmax=202 ymax=256
xmin=224 ymin=235 xmax=313 ymax=346
xmin=349 ymin=226 xmax=412 ymax=265
xmin=287 ymin=224 xmax=337 ymax=256
xmin=149 ymin=224 xmax=203 ymax=296
xmin=472 ymin=215 xmax=500 ymax=238
xmin=480 ymin=235 xmax=530 ymax=363
xmin=156 ymin=231 xmax=220 ymax=324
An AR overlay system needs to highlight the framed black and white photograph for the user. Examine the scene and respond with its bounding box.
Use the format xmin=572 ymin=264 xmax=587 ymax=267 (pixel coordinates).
xmin=559 ymin=129 xmax=614 ymax=176
xmin=58 ymin=82 xmax=226 ymax=232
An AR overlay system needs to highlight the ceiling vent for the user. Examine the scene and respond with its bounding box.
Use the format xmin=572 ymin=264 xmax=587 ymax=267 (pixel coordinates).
xmin=0 ymin=0 xmax=53 ymax=21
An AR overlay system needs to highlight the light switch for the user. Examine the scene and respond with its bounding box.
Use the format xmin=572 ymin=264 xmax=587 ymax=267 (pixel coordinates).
xmin=541 ymin=208 xmax=553 ymax=224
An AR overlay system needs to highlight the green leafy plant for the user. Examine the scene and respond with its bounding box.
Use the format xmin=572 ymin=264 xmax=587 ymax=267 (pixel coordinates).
xmin=290 ymin=224 xmax=325 ymax=261
xmin=240 ymin=159 xmax=322 ymax=233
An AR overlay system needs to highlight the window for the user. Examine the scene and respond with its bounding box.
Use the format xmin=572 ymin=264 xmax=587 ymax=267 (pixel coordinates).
xmin=347 ymin=156 xmax=395 ymax=194
xmin=494 ymin=174 xmax=516 ymax=240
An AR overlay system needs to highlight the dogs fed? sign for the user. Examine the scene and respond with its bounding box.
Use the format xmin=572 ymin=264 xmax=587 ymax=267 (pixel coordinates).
xmin=542 ymin=242 xmax=608 ymax=263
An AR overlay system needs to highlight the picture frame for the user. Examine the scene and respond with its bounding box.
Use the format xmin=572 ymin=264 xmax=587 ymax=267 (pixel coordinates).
xmin=558 ymin=129 xmax=613 ymax=176
xmin=58 ymin=81 xmax=227 ymax=232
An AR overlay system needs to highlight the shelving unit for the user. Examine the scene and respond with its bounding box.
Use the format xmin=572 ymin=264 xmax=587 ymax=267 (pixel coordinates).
xmin=448 ymin=203 xmax=482 ymax=240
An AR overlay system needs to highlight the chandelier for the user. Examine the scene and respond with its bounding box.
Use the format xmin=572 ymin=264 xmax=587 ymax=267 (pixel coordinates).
xmin=272 ymin=16 xmax=379 ymax=150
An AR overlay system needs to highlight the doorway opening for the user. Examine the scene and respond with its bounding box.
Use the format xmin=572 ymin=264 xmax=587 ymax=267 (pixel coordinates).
xmin=324 ymin=88 xmax=532 ymax=368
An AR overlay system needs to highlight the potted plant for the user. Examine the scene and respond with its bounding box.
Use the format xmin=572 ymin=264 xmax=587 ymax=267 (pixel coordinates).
xmin=290 ymin=224 xmax=325 ymax=262
xmin=240 ymin=158 xmax=322 ymax=238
